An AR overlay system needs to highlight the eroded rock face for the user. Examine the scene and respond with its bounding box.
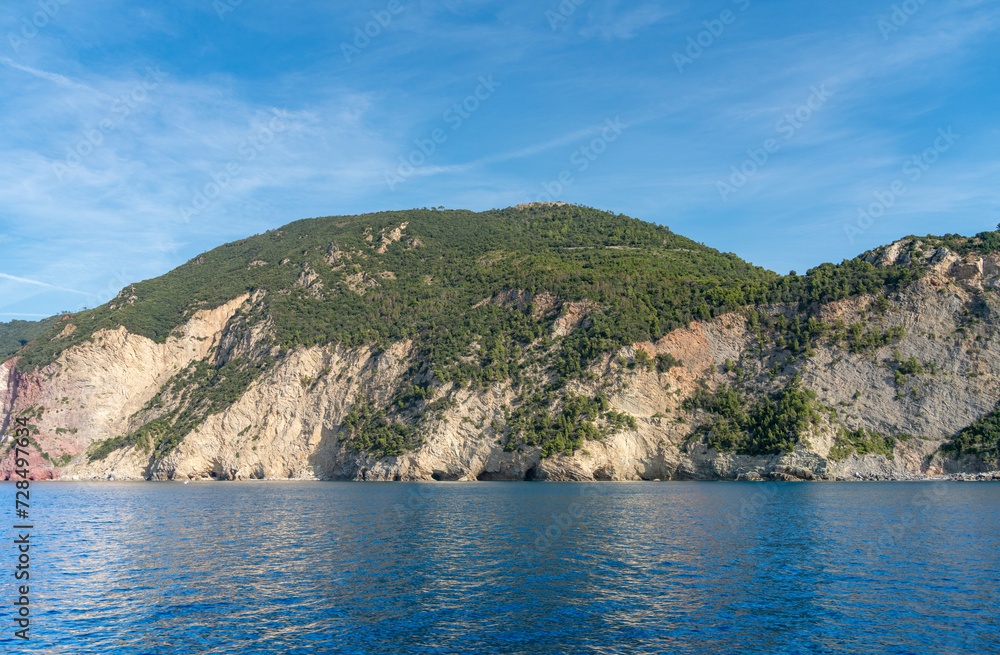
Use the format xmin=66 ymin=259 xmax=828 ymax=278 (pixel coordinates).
xmin=4 ymin=249 xmax=1000 ymax=482
xmin=0 ymin=295 xmax=249 ymax=480
xmin=866 ymin=238 xmax=1000 ymax=292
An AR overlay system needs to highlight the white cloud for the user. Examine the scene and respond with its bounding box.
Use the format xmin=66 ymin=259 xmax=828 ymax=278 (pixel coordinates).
xmin=0 ymin=57 xmax=114 ymax=101
xmin=580 ymin=2 xmax=684 ymax=40
xmin=0 ymin=272 xmax=95 ymax=297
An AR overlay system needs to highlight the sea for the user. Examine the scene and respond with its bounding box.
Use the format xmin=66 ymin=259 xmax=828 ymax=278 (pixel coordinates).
xmin=2 ymin=481 xmax=998 ymax=654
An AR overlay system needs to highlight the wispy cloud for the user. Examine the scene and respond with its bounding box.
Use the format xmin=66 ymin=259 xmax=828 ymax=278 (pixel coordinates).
xmin=579 ymin=2 xmax=684 ymax=40
xmin=0 ymin=273 xmax=95 ymax=297
xmin=0 ymin=0 xmax=996 ymax=315
xmin=397 ymin=123 xmax=609 ymax=179
xmin=0 ymin=57 xmax=114 ymax=101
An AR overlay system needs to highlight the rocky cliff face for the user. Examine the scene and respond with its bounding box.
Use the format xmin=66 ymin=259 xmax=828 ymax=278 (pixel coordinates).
xmin=3 ymin=238 xmax=1000 ymax=482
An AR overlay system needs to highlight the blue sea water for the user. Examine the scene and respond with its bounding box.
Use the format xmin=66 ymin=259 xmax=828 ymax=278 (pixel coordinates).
xmin=1 ymin=481 xmax=998 ymax=654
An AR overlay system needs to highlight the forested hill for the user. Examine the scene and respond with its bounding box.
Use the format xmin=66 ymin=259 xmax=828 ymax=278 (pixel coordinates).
xmin=7 ymin=203 xmax=1000 ymax=480
xmin=13 ymin=203 xmax=936 ymax=376
xmin=0 ymin=316 xmax=60 ymax=361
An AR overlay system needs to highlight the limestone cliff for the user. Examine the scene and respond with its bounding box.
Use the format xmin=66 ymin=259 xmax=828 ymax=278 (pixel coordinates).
xmin=3 ymin=228 xmax=1000 ymax=482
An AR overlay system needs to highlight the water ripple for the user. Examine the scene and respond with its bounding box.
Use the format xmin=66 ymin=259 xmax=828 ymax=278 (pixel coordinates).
xmin=1 ymin=481 xmax=997 ymax=654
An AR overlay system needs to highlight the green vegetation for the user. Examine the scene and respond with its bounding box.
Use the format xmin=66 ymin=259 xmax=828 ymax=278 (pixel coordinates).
xmin=886 ymin=350 xmax=927 ymax=387
xmin=746 ymin=308 xmax=906 ymax=359
xmin=684 ymin=376 xmax=820 ymax=455
xmin=656 ymin=353 xmax=683 ymax=372
xmin=16 ymin=206 xmax=930 ymax=379
xmin=340 ymin=401 xmax=420 ymax=458
xmin=829 ymin=427 xmax=897 ymax=461
xmin=0 ymin=316 xmax=60 ymax=361
xmin=767 ymin=259 xmax=922 ymax=307
xmin=88 ymin=432 xmax=141 ymax=462
xmin=19 ymin=405 xmax=44 ymax=421
xmin=503 ymin=391 xmax=635 ymax=457
xmin=0 ymin=427 xmax=62 ymax=465
xmin=941 ymin=402 xmax=1000 ymax=465
xmin=907 ymin=230 xmax=1000 ymax=257
xmin=88 ymin=357 xmax=271 ymax=462
xmin=18 ymin=205 xmax=987 ymax=463
xmin=633 ymin=349 xmax=653 ymax=370
xmin=896 ymin=356 xmax=924 ymax=376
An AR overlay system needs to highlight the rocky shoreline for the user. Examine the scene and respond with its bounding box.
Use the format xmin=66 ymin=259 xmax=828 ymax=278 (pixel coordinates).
xmin=51 ymin=472 xmax=1000 ymax=482
xmin=52 ymin=465 xmax=1000 ymax=483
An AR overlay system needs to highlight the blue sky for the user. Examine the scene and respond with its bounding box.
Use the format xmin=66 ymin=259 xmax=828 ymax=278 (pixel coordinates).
xmin=1 ymin=0 xmax=998 ymax=319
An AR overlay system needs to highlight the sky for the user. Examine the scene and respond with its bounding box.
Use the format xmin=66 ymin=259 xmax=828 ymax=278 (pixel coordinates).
xmin=0 ymin=0 xmax=998 ymax=319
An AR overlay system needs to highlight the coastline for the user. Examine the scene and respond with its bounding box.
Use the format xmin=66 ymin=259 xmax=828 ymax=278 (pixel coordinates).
xmin=28 ymin=470 xmax=1000 ymax=483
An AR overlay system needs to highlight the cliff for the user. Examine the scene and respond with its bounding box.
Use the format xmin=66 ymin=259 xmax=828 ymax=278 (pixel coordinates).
xmin=3 ymin=208 xmax=1000 ymax=481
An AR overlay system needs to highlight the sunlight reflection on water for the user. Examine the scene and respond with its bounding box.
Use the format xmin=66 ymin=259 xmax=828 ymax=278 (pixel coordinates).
xmin=4 ymin=481 xmax=998 ymax=654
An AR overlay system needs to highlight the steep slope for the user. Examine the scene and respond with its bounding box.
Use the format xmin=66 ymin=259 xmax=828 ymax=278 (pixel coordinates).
xmin=2 ymin=206 xmax=999 ymax=481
